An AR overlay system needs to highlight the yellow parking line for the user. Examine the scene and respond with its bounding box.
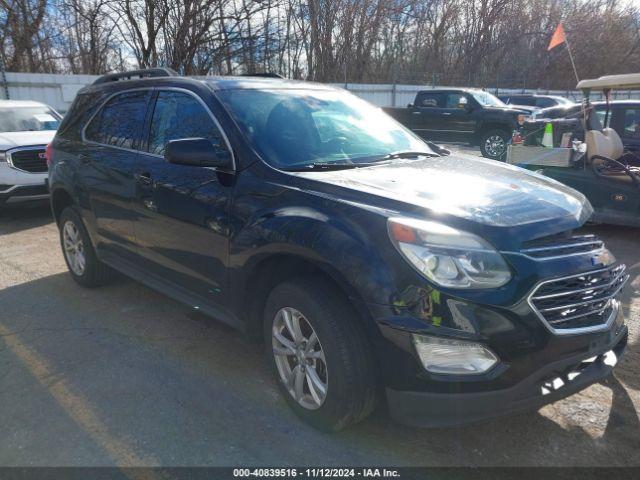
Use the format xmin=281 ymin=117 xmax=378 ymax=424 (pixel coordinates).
xmin=0 ymin=323 xmax=161 ymax=479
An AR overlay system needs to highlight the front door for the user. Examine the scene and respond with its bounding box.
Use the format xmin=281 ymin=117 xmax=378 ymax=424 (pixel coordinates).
xmin=438 ymin=92 xmax=476 ymax=143
xmin=81 ymin=90 xmax=152 ymax=260
xmin=132 ymin=89 xmax=234 ymax=302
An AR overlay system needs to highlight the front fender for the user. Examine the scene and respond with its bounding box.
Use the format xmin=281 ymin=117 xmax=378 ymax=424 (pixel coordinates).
xmin=229 ymin=200 xmax=398 ymax=308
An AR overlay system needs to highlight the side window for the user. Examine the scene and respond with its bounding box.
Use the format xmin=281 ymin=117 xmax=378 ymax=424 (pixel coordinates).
xmin=147 ymin=91 xmax=225 ymax=156
xmin=85 ymin=91 xmax=150 ymax=149
xmin=445 ymin=93 xmax=468 ymax=109
xmin=516 ymin=97 xmax=536 ymax=106
xmin=620 ymin=108 xmax=640 ymax=139
xmin=536 ymin=98 xmax=555 ymax=108
xmin=416 ymin=92 xmax=443 ymax=108
xmin=594 ymin=107 xmax=609 ymax=128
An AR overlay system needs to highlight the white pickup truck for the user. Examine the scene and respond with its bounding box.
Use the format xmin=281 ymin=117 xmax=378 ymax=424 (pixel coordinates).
xmin=0 ymin=100 xmax=61 ymax=206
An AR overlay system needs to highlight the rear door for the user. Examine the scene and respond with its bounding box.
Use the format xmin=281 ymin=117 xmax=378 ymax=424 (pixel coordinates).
xmin=132 ymin=88 xmax=234 ymax=301
xmin=81 ymin=90 xmax=152 ymax=260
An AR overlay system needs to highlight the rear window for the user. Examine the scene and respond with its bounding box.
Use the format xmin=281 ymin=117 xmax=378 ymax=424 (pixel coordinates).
xmin=85 ymin=91 xmax=150 ymax=149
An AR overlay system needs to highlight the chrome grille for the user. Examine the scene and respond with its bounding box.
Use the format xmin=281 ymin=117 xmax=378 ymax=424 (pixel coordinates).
xmin=521 ymin=233 xmax=604 ymax=259
xmin=529 ymin=264 xmax=628 ymax=334
xmin=8 ymin=147 xmax=48 ymax=173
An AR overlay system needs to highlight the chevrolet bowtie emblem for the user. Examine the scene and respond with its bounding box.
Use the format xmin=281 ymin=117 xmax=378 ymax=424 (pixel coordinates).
xmin=592 ymin=249 xmax=615 ymax=266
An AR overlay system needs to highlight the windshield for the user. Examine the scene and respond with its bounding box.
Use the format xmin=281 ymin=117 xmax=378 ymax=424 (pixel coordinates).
xmin=0 ymin=107 xmax=60 ymax=132
xmin=470 ymin=91 xmax=505 ymax=107
xmin=0 ymin=106 xmax=61 ymax=132
xmin=217 ymin=89 xmax=432 ymax=170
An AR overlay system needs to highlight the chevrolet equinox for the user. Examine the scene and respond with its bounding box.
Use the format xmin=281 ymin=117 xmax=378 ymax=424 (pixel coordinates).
xmin=47 ymin=69 xmax=629 ymax=431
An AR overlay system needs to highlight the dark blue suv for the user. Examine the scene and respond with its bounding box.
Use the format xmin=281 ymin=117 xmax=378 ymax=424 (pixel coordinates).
xmin=48 ymin=69 xmax=629 ymax=431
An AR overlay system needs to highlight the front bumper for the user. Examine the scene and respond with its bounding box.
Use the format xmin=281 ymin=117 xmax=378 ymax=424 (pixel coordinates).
xmin=0 ymin=184 xmax=49 ymax=204
xmin=386 ymin=325 xmax=627 ymax=427
xmin=0 ymin=161 xmax=49 ymax=204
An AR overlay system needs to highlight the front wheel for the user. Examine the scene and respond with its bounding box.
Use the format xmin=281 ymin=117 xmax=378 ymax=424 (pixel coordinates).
xmin=263 ymin=277 xmax=377 ymax=431
xmin=479 ymin=129 xmax=509 ymax=160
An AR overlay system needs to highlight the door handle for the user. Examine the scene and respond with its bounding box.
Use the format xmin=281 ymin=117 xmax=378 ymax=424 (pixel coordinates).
xmin=143 ymin=198 xmax=157 ymax=212
xmin=411 ymin=111 xmax=422 ymax=115
xmin=134 ymin=171 xmax=153 ymax=186
xmin=442 ymin=112 xmax=452 ymax=116
xmin=79 ymin=154 xmax=91 ymax=164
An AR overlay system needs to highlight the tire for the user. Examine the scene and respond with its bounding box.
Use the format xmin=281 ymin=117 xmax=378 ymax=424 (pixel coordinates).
xmin=58 ymin=206 xmax=114 ymax=287
xmin=479 ymin=128 xmax=510 ymax=160
xmin=263 ymin=277 xmax=377 ymax=432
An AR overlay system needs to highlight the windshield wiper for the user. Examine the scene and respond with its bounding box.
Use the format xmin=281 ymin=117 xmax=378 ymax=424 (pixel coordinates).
xmin=379 ymin=150 xmax=441 ymax=160
xmin=285 ymin=162 xmax=362 ymax=172
xmin=285 ymin=149 xmax=447 ymax=171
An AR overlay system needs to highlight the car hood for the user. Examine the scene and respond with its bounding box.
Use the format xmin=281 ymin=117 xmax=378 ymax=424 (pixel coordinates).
xmin=291 ymin=153 xmax=592 ymax=228
xmin=488 ymin=105 xmax=536 ymax=115
xmin=0 ymin=131 xmax=55 ymax=151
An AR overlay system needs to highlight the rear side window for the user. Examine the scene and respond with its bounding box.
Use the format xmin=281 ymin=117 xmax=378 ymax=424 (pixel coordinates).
xmin=416 ymin=92 xmax=443 ymax=108
xmin=58 ymin=93 xmax=97 ymax=141
xmin=85 ymin=91 xmax=150 ymax=149
xmin=147 ymin=91 xmax=225 ymax=156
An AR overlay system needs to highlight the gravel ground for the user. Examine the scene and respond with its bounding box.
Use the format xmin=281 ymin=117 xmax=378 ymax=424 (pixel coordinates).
xmin=0 ymin=195 xmax=638 ymax=468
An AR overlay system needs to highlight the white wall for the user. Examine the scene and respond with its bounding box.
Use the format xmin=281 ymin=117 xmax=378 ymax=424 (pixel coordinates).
xmin=2 ymin=72 xmax=99 ymax=113
xmin=2 ymin=72 xmax=639 ymax=112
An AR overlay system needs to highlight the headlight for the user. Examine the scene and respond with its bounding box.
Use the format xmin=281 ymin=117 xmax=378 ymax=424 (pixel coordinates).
xmin=413 ymin=334 xmax=498 ymax=375
xmin=388 ymin=217 xmax=511 ymax=289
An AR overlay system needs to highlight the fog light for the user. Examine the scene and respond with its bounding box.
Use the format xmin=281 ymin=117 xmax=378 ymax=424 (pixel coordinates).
xmin=412 ymin=334 xmax=498 ymax=375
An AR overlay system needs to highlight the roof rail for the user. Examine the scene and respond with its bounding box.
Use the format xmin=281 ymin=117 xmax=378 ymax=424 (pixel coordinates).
xmin=93 ymin=68 xmax=179 ymax=85
xmin=240 ymin=72 xmax=284 ymax=79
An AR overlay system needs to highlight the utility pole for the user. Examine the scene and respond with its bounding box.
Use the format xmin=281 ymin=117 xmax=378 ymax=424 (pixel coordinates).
xmin=0 ymin=54 xmax=9 ymax=100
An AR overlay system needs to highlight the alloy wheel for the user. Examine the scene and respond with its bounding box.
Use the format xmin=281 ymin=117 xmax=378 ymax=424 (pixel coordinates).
xmin=62 ymin=220 xmax=86 ymax=276
xmin=485 ymin=134 xmax=506 ymax=158
xmin=272 ymin=307 xmax=328 ymax=410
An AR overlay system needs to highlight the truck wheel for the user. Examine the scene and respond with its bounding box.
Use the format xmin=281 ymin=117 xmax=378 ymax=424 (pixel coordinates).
xmin=263 ymin=277 xmax=377 ymax=432
xmin=58 ymin=206 xmax=114 ymax=287
xmin=480 ymin=129 xmax=509 ymax=160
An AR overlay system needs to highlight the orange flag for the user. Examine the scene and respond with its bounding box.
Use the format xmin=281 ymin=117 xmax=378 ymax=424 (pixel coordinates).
xmin=548 ymin=23 xmax=566 ymax=51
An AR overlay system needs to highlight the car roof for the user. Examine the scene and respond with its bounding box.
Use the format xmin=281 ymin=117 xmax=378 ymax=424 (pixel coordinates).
xmin=79 ymin=75 xmax=339 ymax=95
xmin=539 ymin=99 xmax=640 ymax=111
xmin=501 ymin=93 xmax=568 ymax=100
xmin=202 ymin=76 xmax=337 ymax=91
xmin=0 ymin=100 xmax=49 ymax=108
xmin=419 ymin=88 xmax=483 ymax=94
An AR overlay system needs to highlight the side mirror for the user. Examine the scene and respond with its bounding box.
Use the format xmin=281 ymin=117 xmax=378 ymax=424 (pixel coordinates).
xmin=165 ymin=138 xmax=232 ymax=169
xmin=407 ymin=103 xmax=414 ymax=108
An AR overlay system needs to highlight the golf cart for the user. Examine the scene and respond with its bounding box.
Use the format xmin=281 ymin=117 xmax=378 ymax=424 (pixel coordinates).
xmin=507 ymin=73 xmax=640 ymax=227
